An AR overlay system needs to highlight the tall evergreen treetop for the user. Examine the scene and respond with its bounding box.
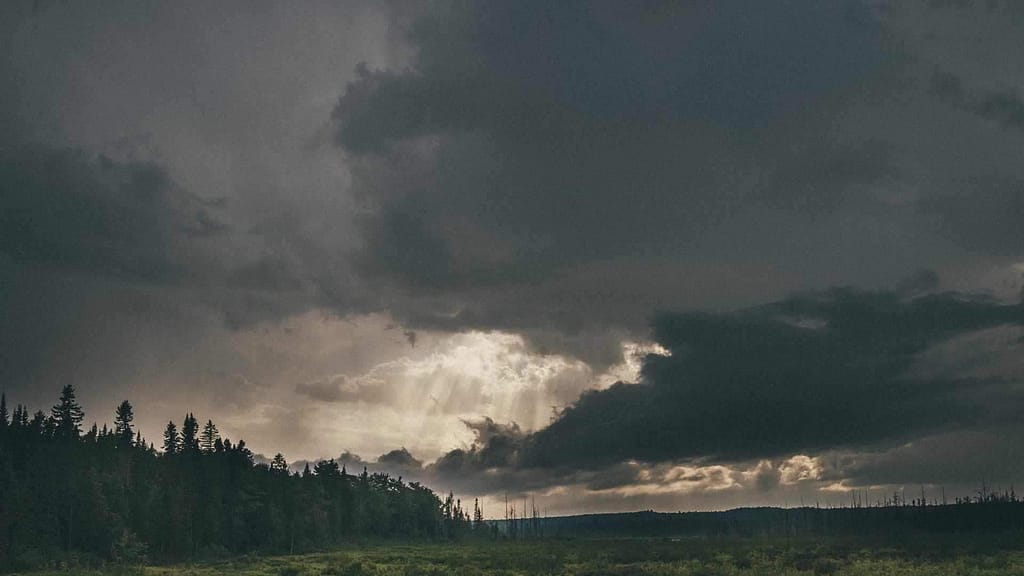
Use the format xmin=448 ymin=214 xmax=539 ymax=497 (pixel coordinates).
xmin=51 ymin=384 xmax=84 ymax=439
xmin=313 ymin=458 xmax=340 ymax=477
xmin=181 ymin=413 xmax=199 ymax=453
xmin=114 ymin=400 xmax=134 ymax=445
xmin=1 ymin=392 xmax=8 ymax=429
xmin=200 ymin=419 xmax=220 ymax=453
xmin=271 ymin=453 xmax=288 ymax=472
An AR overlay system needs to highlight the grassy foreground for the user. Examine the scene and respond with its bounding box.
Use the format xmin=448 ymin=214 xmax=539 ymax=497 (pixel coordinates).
xmin=17 ymin=537 xmax=1024 ymax=576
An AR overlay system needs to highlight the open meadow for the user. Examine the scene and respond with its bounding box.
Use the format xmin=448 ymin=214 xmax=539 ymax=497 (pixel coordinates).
xmin=16 ymin=537 xmax=1024 ymax=576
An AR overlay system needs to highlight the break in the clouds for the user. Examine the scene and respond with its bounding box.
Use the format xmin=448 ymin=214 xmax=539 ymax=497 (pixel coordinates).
xmin=3 ymin=0 xmax=1024 ymax=513
xmin=409 ymin=289 xmax=1024 ymax=501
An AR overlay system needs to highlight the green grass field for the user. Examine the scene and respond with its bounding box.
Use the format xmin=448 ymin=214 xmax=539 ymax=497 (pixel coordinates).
xmin=16 ymin=537 xmax=1024 ymax=576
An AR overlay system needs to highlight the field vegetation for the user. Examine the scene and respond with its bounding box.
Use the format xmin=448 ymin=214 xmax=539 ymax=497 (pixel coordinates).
xmin=15 ymin=536 xmax=1024 ymax=576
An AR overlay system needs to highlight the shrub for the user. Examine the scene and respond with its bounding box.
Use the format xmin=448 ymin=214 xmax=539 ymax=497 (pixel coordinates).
xmin=322 ymin=557 xmax=374 ymax=576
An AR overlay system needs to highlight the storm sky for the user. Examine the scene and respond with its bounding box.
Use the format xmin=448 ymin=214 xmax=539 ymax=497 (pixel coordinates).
xmin=3 ymin=0 xmax=1024 ymax=515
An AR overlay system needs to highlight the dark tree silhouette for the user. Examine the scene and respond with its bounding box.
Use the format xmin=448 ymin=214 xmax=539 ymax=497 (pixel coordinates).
xmin=114 ymin=400 xmax=134 ymax=445
xmin=313 ymin=458 xmax=341 ymax=477
xmin=181 ymin=413 xmax=199 ymax=453
xmin=51 ymin=384 xmax=84 ymax=439
xmin=0 ymin=389 xmax=467 ymax=570
xmin=271 ymin=453 xmax=288 ymax=472
xmin=162 ymin=416 xmax=181 ymax=453
xmin=199 ymin=419 xmax=219 ymax=453
xmin=0 ymin=392 xmax=8 ymax=430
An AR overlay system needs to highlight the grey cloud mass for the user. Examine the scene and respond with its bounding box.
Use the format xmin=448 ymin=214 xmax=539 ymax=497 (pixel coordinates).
xmin=407 ymin=288 xmax=1024 ymax=498
xmin=0 ymin=146 xmax=226 ymax=280
xmin=334 ymin=0 xmax=885 ymax=280
xmin=524 ymin=288 xmax=1024 ymax=468
xmin=330 ymin=0 xmax=1024 ymax=373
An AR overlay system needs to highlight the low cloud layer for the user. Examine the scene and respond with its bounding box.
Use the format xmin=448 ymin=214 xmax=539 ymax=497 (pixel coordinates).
xmin=394 ymin=287 xmax=1024 ymax=509
xmin=525 ymin=288 xmax=1024 ymax=468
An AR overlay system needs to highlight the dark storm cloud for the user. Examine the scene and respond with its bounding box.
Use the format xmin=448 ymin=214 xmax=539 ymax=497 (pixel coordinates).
xmin=0 ymin=0 xmax=402 ymax=413
xmin=827 ymin=426 xmax=1024 ymax=488
xmin=431 ymin=418 xmax=524 ymax=475
xmin=401 ymin=287 xmax=1024 ymax=499
xmin=522 ymin=288 xmax=1024 ymax=469
xmin=930 ymin=70 xmax=1024 ymax=133
xmin=331 ymin=0 xmax=891 ymax=356
xmin=0 ymin=145 xmax=227 ymax=281
xmin=919 ymin=72 xmax=1024 ymax=255
xmin=0 ymin=136 xmax=323 ymax=399
xmin=755 ymin=139 xmax=896 ymax=213
xmin=0 ymin=142 xmax=233 ymax=392
xmin=920 ymin=178 xmax=1024 ymax=255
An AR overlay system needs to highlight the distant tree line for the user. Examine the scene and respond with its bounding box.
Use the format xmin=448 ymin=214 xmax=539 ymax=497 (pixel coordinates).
xmin=526 ymin=498 xmax=1024 ymax=540
xmin=0 ymin=386 xmax=486 ymax=570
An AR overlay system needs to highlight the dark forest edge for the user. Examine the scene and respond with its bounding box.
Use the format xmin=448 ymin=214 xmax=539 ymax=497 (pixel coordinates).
xmin=0 ymin=386 xmax=488 ymax=572
xmin=5 ymin=387 xmax=1024 ymax=573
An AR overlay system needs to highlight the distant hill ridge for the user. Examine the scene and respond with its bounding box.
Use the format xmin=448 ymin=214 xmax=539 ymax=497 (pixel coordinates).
xmin=490 ymin=503 xmax=1024 ymax=538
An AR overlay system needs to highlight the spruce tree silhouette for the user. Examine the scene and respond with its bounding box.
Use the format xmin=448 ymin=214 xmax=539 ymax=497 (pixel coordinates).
xmin=200 ymin=419 xmax=220 ymax=453
xmin=114 ymin=400 xmax=134 ymax=446
xmin=0 ymin=392 xmax=8 ymax=431
xmin=51 ymin=384 xmax=84 ymax=439
xmin=181 ymin=413 xmax=199 ymax=453
xmin=271 ymin=453 xmax=288 ymax=472
xmin=162 ymin=420 xmax=180 ymax=454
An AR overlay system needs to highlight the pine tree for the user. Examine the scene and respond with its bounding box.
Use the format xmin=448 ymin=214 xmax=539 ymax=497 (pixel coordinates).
xmin=271 ymin=453 xmax=288 ymax=472
xmin=114 ymin=400 xmax=134 ymax=445
xmin=200 ymin=419 xmax=220 ymax=453
xmin=181 ymin=413 xmax=199 ymax=453
xmin=473 ymin=498 xmax=484 ymax=529
xmin=162 ymin=420 xmax=180 ymax=454
xmin=0 ymin=392 xmax=8 ymax=430
xmin=313 ymin=459 xmax=341 ymax=477
xmin=51 ymin=384 xmax=84 ymax=439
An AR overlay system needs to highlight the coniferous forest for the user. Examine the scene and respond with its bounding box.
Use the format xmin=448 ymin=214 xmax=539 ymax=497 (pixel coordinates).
xmin=0 ymin=386 xmax=478 ymax=569
xmin=5 ymin=386 xmax=1024 ymax=574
